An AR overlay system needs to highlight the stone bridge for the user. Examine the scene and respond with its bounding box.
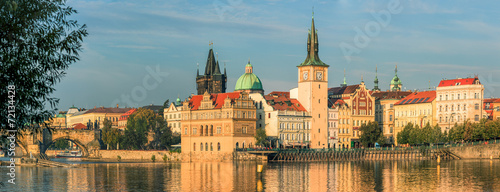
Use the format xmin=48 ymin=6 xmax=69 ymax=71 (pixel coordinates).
xmin=17 ymin=128 xmax=102 ymax=158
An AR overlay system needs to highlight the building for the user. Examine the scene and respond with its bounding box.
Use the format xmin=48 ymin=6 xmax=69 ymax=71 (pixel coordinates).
xmin=435 ymin=77 xmax=484 ymax=132
xmin=372 ymin=91 xmax=412 ymax=144
xmin=164 ymin=97 xmax=183 ymax=134
xmin=393 ymin=90 xmax=436 ymax=145
xmin=196 ymin=44 xmax=227 ymax=95
xmin=118 ymin=108 xmax=137 ymax=130
xmin=390 ymin=66 xmax=403 ymax=92
xmin=328 ymin=99 xmax=339 ymax=149
xmin=180 ymin=91 xmax=257 ymax=153
xmin=483 ymin=98 xmax=500 ymax=120
xmin=66 ymin=106 xmax=132 ymax=129
xmin=296 ymin=14 xmax=329 ymax=149
xmin=328 ymin=81 xmax=375 ymax=148
xmin=234 ymin=60 xmax=264 ymax=94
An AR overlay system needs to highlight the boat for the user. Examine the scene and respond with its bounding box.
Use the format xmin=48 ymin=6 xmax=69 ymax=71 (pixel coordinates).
xmin=55 ymin=150 xmax=82 ymax=158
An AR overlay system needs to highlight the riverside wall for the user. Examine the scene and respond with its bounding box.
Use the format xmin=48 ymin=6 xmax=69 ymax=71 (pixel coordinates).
xmin=449 ymin=143 xmax=500 ymax=159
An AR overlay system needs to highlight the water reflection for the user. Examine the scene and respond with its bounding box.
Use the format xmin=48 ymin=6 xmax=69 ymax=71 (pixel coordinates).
xmin=1 ymin=160 xmax=499 ymax=191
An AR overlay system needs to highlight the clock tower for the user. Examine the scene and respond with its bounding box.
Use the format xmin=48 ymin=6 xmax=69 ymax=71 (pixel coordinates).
xmin=297 ymin=13 xmax=329 ymax=149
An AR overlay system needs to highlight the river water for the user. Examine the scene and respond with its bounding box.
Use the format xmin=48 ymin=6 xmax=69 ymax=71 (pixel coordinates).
xmin=1 ymin=159 xmax=499 ymax=191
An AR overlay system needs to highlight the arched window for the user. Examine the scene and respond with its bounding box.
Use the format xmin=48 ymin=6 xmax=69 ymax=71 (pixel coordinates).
xmin=200 ymin=125 xmax=203 ymax=135
xmin=242 ymin=142 xmax=245 ymax=149
xmin=439 ymin=116 xmax=442 ymax=123
xmin=475 ymin=103 xmax=480 ymax=110
xmin=218 ymin=142 xmax=221 ymax=151
xmin=236 ymin=142 xmax=239 ymax=149
xmin=200 ymin=143 xmax=203 ymax=151
xmin=193 ymin=143 xmax=196 ymax=151
xmin=205 ymin=142 xmax=208 ymax=151
xmin=205 ymin=125 xmax=209 ymax=136
xmin=210 ymin=143 xmax=213 ymax=151
xmin=210 ymin=125 xmax=213 ymax=136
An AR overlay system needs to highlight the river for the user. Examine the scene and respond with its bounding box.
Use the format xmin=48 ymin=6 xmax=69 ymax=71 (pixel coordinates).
xmin=1 ymin=159 xmax=499 ymax=191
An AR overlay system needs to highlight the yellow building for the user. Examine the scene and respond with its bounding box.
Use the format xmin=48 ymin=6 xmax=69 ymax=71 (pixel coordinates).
xmin=328 ymin=81 xmax=375 ymax=148
xmin=297 ymin=14 xmax=329 ymax=149
xmin=181 ymin=91 xmax=257 ymax=153
xmin=435 ymin=77 xmax=484 ymax=132
xmin=394 ymin=90 xmax=436 ymax=145
xmin=372 ymin=91 xmax=412 ymax=144
xmin=66 ymin=106 xmax=132 ymax=129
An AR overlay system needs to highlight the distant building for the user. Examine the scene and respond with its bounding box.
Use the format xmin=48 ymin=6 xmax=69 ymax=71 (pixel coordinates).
xmin=181 ymin=91 xmax=257 ymax=154
xmin=118 ymin=108 xmax=137 ymax=130
xmin=435 ymin=77 xmax=484 ymax=132
xmin=372 ymin=91 xmax=413 ymax=144
xmin=328 ymin=99 xmax=339 ymax=149
xmin=67 ymin=105 xmax=132 ymax=129
xmin=164 ymin=97 xmax=183 ymax=134
xmin=483 ymin=98 xmax=500 ymax=120
xmin=394 ymin=90 xmax=436 ymax=145
xmin=196 ymin=44 xmax=227 ymax=95
xmin=141 ymin=104 xmax=164 ymax=116
xmin=389 ymin=66 xmax=403 ymax=92
xmin=234 ymin=60 xmax=264 ymax=94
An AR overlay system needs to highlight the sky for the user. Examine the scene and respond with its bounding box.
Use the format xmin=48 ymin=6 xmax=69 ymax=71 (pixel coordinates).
xmin=52 ymin=0 xmax=500 ymax=111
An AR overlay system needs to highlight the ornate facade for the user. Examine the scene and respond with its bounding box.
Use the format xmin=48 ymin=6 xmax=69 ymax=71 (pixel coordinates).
xmin=196 ymin=45 xmax=227 ymax=95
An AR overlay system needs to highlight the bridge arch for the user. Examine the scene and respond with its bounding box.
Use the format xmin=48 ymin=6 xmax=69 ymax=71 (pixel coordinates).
xmin=43 ymin=137 xmax=90 ymax=157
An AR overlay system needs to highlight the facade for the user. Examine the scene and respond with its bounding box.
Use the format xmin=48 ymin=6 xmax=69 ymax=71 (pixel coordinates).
xmin=66 ymin=106 xmax=132 ymax=129
xmin=164 ymin=97 xmax=183 ymax=134
xmin=49 ymin=113 xmax=67 ymax=129
xmin=483 ymin=98 xmax=500 ymax=120
xmin=393 ymin=91 xmax=436 ymax=145
xmin=180 ymin=91 xmax=257 ymax=153
xmin=435 ymin=77 xmax=484 ymax=132
xmin=234 ymin=60 xmax=264 ymax=94
xmin=196 ymin=45 xmax=227 ymax=95
xmin=328 ymin=81 xmax=375 ymax=148
xmin=118 ymin=108 xmax=137 ymax=130
xmin=372 ymin=91 xmax=412 ymax=144
xmin=327 ymin=99 xmax=339 ymax=149
xmin=297 ymin=15 xmax=329 ymax=149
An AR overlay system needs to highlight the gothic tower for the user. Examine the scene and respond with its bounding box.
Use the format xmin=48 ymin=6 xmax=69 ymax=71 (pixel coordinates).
xmin=196 ymin=43 xmax=227 ymax=95
xmin=297 ymin=12 xmax=329 ymax=149
xmin=373 ymin=66 xmax=380 ymax=91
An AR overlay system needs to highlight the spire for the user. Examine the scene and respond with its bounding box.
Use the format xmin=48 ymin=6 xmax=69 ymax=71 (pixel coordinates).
xmin=373 ymin=65 xmax=380 ymax=91
xmin=341 ymin=69 xmax=347 ymax=87
xmin=204 ymin=45 xmax=217 ymax=75
xmin=299 ymin=12 xmax=328 ymax=67
xmin=361 ymin=74 xmax=364 ymax=82
xmin=196 ymin=63 xmax=199 ymax=76
xmin=224 ymin=62 xmax=226 ymax=75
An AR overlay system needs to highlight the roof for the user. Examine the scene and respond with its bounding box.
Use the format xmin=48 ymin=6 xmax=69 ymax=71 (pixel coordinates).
xmin=189 ymin=92 xmax=242 ymax=110
xmin=298 ymin=17 xmax=328 ymax=67
xmin=328 ymin=85 xmax=360 ymax=95
xmin=72 ymin=123 xmax=86 ymax=129
xmin=85 ymin=107 xmax=132 ymax=114
xmin=438 ymin=77 xmax=479 ymax=87
xmin=235 ymin=73 xmax=263 ymax=91
xmin=328 ymin=98 xmax=346 ymax=108
xmin=263 ymin=92 xmax=307 ymax=112
xmin=119 ymin=108 xmax=137 ymax=121
xmin=371 ymin=91 xmax=413 ymax=100
xmin=395 ymin=91 xmax=436 ymax=105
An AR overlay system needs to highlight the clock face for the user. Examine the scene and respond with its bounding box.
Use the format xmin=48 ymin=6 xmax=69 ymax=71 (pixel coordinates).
xmin=303 ymin=71 xmax=308 ymax=80
xmin=316 ymin=72 xmax=323 ymax=80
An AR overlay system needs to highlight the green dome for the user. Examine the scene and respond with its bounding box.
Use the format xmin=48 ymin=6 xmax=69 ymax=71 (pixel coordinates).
xmin=235 ymin=73 xmax=263 ymax=91
xmin=56 ymin=114 xmax=66 ymax=118
xmin=391 ymin=76 xmax=402 ymax=85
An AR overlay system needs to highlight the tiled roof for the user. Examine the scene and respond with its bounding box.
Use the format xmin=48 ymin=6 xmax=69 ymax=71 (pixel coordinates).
xmin=328 ymin=98 xmax=345 ymax=108
xmin=328 ymin=85 xmax=360 ymax=95
xmin=72 ymin=123 xmax=86 ymax=129
xmin=85 ymin=107 xmax=132 ymax=114
xmin=395 ymin=91 xmax=436 ymax=105
xmin=438 ymin=77 xmax=479 ymax=87
xmin=264 ymin=92 xmax=307 ymax=111
xmin=371 ymin=91 xmax=413 ymax=100
xmin=119 ymin=108 xmax=137 ymax=121
xmin=189 ymin=92 xmax=241 ymax=110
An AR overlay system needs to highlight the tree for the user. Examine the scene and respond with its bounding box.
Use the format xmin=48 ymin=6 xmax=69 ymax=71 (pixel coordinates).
xmin=150 ymin=115 xmax=179 ymax=150
xmin=163 ymin=99 xmax=170 ymax=109
xmin=255 ymin=128 xmax=268 ymax=147
xmin=102 ymin=118 xmax=121 ymax=150
xmin=121 ymin=108 xmax=174 ymax=150
xmin=54 ymin=139 xmax=69 ymax=149
xmin=0 ymin=0 xmax=88 ymax=135
xmin=359 ymin=121 xmax=385 ymax=148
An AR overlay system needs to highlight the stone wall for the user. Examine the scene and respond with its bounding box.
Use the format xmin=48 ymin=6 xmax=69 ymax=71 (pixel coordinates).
xmin=100 ymin=150 xmax=182 ymax=162
xmin=449 ymin=143 xmax=500 ymax=159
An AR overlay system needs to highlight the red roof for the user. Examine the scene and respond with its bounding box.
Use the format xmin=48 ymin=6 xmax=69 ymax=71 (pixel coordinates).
xmin=119 ymin=108 xmax=137 ymax=121
xmin=189 ymin=92 xmax=241 ymax=110
xmin=395 ymin=91 xmax=436 ymax=105
xmin=328 ymin=85 xmax=360 ymax=95
xmin=264 ymin=92 xmax=307 ymax=112
xmin=72 ymin=123 xmax=87 ymax=129
xmin=85 ymin=107 xmax=133 ymax=114
xmin=438 ymin=77 xmax=479 ymax=87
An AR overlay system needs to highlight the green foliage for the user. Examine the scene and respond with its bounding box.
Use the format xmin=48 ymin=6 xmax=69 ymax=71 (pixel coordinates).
xmin=448 ymin=119 xmax=500 ymax=142
xmin=54 ymin=139 xmax=69 ymax=149
xmin=117 ymin=155 xmax=121 ymax=162
xmin=163 ymin=154 xmax=169 ymax=162
xmin=359 ymin=121 xmax=385 ymax=148
xmin=102 ymin=118 xmax=122 ymax=150
xmin=151 ymin=155 xmax=156 ymax=162
xmin=255 ymin=128 xmax=269 ymax=147
xmin=163 ymin=99 xmax=170 ymax=109
xmin=0 ymin=0 xmax=87 ymax=132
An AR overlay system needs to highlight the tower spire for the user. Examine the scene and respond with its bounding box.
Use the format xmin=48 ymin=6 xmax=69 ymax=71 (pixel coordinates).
xmin=341 ymin=69 xmax=347 ymax=87
xmin=373 ymin=65 xmax=380 ymax=91
xmin=196 ymin=63 xmax=199 ymax=76
xmin=299 ymin=11 xmax=327 ymax=67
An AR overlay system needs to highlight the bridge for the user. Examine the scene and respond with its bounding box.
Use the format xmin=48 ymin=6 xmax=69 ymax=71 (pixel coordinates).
xmin=16 ymin=128 xmax=102 ymax=158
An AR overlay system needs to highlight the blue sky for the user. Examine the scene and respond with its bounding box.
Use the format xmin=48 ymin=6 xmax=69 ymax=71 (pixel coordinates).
xmin=52 ymin=0 xmax=500 ymax=110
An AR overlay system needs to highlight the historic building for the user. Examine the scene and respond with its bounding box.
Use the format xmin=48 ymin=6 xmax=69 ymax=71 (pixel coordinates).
xmin=328 ymin=81 xmax=375 ymax=148
xmin=196 ymin=44 xmax=227 ymax=95
xmin=164 ymin=97 xmax=183 ymax=134
xmin=390 ymin=66 xmax=403 ymax=92
xmin=372 ymin=91 xmax=412 ymax=144
xmin=118 ymin=108 xmax=137 ymax=130
xmin=328 ymin=99 xmax=339 ymax=149
xmin=234 ymin=60 xmax=264 ymax=94
xmin=435 ymin=77 xmax=484 ymax=132
xmin=483 ymin=98 xmax=500 ymax=120
xmin=180 ymin=91 xmax=257 ymax=153
xmin=393 ymin=90 xmax=436 ymax=145
xmin=66 ymin=106 xmax=132 ymax=129
xmin=297 ymin=14 xmax=329 ymax=149
xmin=250 ymin=91 xmax=311 ymax=148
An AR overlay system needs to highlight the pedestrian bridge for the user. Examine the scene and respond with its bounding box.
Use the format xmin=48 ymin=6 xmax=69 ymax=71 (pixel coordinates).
xmin=16 ymin=128 xmax=102 ymax=158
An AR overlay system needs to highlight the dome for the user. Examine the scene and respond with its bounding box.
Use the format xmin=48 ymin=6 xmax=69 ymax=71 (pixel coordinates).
xmin=235 ymin=73 xmax=263 ymax=91
xmin=390 ymin=76 xmax=401 ymax=85
xmin=56 ymin=114 xmax=66 ymax=118
xmin=234 ymin=61 xmax=263 ymax=91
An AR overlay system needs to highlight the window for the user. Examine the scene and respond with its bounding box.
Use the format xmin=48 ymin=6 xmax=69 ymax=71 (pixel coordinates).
xmin=464 ymin=93 xmax=467 ymax=99
xmin=242 ymin=127 xmax=247 ymax=134
xmin=217 ymin=127 xmax=221 ymax=134
xmin=218 ymin=142 xmax=221 ymax=151
xmin=458 ymin=94 xmax=460 ymax=99
xmin=389 ymin=115 xmax=393 ymax=121
xmin=200 ymin=143 xmax=203 ymax=151
xmin=440 ymin=95 xmax=442 ymax=101
xmin=193 ymin=143 xmax=196 ymax=151
xmin=193 ymin=128 xmax=197 ymax=134
xmin=205 ymin=142 xmax=208 ymax=151
xmin=475 ymin=103 xmax=479 ymax=110
xmin=184 ymin=128 xmax=188 ymax=135
xmin=446 ymin=95 xmax=448 ymax=100
xmin=475 ymin=115 xmax=479 ymax=121
xmin=439 ymin=117 xmax=442 ymax=123
xmin=210 ymin=143 xmax=213 ymax=151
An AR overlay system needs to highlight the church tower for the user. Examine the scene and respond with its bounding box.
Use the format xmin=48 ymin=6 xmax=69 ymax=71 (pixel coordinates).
xmin=297 ymin=12 xmax=329 ymax=149
xmin=196 ymin=43 xmax=227 ymax=95
xmin=373 ymin=66 xmax=380 ymax=91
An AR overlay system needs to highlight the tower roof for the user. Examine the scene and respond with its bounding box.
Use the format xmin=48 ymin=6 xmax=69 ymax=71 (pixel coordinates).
xmin=235 ymin=60 xmax=263 ymax=91
xmin=203 ymin=46 xmax=221 ymax=76
xmin=390 ymin=65 xmax=402 ymax=85
xmin=298 ymin=14 xmax=328 ymax=67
